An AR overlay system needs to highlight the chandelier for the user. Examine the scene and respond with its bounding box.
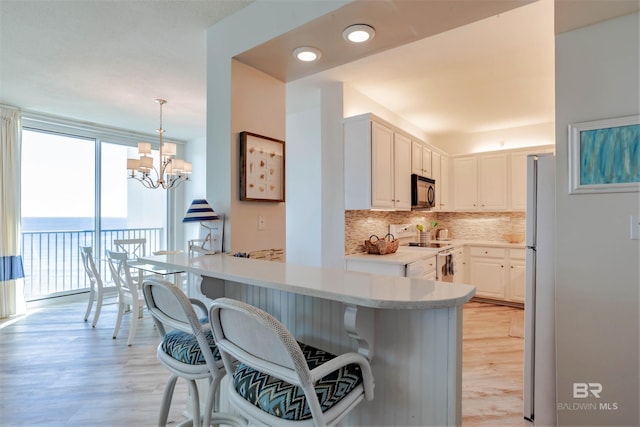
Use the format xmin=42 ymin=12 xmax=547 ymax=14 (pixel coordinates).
xmin=126 ymin=99 xmax=192 ymax=189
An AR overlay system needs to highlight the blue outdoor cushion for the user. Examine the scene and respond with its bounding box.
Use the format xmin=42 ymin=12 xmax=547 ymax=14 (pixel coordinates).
xmin=161 ymin=329 xmax=220 ymax=365
xmin=233 ymin=342 xmax=363 ymax=420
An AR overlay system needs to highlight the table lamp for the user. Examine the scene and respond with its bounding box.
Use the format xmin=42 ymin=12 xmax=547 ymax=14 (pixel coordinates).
xmin=183 ymin=199 xmax=221 ymax=255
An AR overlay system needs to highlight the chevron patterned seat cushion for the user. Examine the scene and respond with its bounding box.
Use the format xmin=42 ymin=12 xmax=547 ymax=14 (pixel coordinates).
xmin=232 ymin=342 xmax=363 ymax=420
xmin=161 ymin=329 xmax=220 ymax=365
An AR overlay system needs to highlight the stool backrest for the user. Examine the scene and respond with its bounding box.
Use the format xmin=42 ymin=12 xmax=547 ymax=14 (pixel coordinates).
xmin=142 ymin=277 xmax=218 ymax=369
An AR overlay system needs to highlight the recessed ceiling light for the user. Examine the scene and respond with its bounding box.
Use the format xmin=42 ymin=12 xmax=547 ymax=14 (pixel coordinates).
xmin=292 ymin=46 xmax=322 ymax=62
xmin=343 ymin=24 xmax=375 ymax=43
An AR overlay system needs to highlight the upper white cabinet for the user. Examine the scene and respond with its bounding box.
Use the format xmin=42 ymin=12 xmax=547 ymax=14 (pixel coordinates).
xmin=411 ymin=140 xmax=432 ymax=177
xmin=391 ymin=131 xmax=412 ymax=210
xmin=345 ymin=114 xmax=411 ymax=210
xmin=478 ymin=153 xmax=508 ymax=210
xmin=440 ymin=155 xmax=450 ymax=210
xmin=452 ymin=156 xmax=479 ymax=210
xmin=452 ymin=153 xmax=508 ymax=211
xmin=431 ymin=151 xmax=450 ymax=211
xmin=509 ymin=151 xmax=529 ymax=211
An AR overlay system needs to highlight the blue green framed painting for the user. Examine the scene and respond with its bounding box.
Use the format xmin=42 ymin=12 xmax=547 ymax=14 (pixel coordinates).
xmin=568 ymin=115 xmax=640 ymax=194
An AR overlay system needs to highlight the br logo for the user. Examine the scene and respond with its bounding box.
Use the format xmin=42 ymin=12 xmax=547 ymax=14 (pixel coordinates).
xmin=573 ymin=383 xmax=602 ymax=398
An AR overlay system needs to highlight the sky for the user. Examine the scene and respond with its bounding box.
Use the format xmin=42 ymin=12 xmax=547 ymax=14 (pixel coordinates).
xmin=21 ymin=129 xmax=164 ymax=224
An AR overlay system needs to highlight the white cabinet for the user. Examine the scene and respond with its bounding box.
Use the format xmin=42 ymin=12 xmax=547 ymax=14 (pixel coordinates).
xmin=393 ymin=132 xmax=412 ymax=210
xmin=506 ymin=249 xmax=526 ymax=303
xmin=469 ymin=246 xmax=506 ymax=300
xmin=371 ymin=121 xmax=395 ymax=209
xmin=468 ymin=245 xmax=526 ymax=304
xmin=452 ymin=157 xmax=478 ymax=210
xmin=440 ymin=155 xmax=450 ymax=210
xmin=345 ymin=114 xmax=411 ymax=210
xmin=478 ymin=153 xmax=508 ymax=210
xmin=452 ymin=154 xmax=508 ymax=211
xmin=345 ymin=254 xmax=437 ymax=280
xmin=452 ymin=245 xmax=467 ymax=284
xmin=509 ymin=151 xmax=529 ymax=211
xmin=431 ymin=151 xmax=449 ymax=211
xmin=411 ymin=140 xmax=432 ymax=177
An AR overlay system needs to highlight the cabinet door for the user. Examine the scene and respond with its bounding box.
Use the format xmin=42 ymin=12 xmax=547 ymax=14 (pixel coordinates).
xmin=470 ymin=257 xmax=506 ymax=299
xmin=440 ymin=156 xmax=450 ymax=210
xmin=432 ymin=152 xmax=441 ymax=211
xmin=411 ymin=140 xmax=423 ymax=175
xmin=510 ymin=151 xmax=528 ymax=210
xmin=453 ymin=157 xmax=478 ymax=210
xmin=478 ymin=153 xmax=508 ymax=210
xmin=508 ymin=259 xmax=526 ymax=303
xmin=393 ymin=133 xmax=412 ymax=210
xmin=371 ymin=121 xmax=395 ymax=208
xmin=452 ymin=246 xmax=467 ymax=283
xmin=422 ymin=145 xmax=432 ymax=178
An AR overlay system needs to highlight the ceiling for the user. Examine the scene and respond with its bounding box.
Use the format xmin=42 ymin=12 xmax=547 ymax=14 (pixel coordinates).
xmin=1 ymin=0 xmax=638 ymax=142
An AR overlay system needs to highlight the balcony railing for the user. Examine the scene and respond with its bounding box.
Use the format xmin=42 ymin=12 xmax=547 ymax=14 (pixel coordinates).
xmin=21 ymin=227 xmax=164 ymax=301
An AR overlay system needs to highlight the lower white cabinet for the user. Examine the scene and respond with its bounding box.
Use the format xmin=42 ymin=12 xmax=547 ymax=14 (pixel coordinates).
xmin=452 ymin=246 xmax=467 ymax=284
xmin=345 ymin=254 xmax=436 ymax=279
xmin=469 ymin=246 xmax=506 ymax=300
xmin=468 ymin=246 xmax=525 ymax=303
xmin=506 ymin=249 xmax=526 ymax=303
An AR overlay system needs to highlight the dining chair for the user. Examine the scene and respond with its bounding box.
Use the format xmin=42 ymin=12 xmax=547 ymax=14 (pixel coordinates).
xmin=113 ymin=237 xmax=147 ymax=259
xmin=142 ymin=278 xmax=244 ymax=427
xmin=80 ymin=246 xmax=116 ymax=327
xmin=106 ymin=250 xmax=146 ymax=346
xmin=209 ymin=297 xmax=375 ymax=426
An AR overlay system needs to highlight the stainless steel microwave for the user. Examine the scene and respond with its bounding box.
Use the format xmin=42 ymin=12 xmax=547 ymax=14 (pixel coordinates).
xmin=411 ymin=174 xmax=436 ymax=210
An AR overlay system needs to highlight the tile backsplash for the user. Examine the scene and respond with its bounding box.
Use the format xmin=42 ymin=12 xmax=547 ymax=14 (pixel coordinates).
xmin=345 ymin=210 xmax=526 ymax=254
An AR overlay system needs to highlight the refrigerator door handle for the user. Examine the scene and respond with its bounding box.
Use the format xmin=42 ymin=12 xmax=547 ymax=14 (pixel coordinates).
xmin=524 ymin=246 xmax=537 ymax=422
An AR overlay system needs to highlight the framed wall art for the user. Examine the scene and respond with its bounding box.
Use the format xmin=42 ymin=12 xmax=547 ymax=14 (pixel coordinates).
xmin=568 ymin=115 xmax=639 ymax=194
xmin=239 ymin=131 xmax=285 ymax=202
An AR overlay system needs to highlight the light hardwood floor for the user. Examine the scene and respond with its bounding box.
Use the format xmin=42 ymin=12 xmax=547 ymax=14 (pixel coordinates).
xmin=463 ymin=301 xmax=526 ymax=426
xmin=0 ymin=298 xmax=524 ymax=426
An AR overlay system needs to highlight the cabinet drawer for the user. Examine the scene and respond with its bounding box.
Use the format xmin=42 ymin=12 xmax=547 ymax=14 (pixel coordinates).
xmin=509 ymin=248 xmax=526 ymax=260
xmin=469 ymin=246 xmax=506 ymax=258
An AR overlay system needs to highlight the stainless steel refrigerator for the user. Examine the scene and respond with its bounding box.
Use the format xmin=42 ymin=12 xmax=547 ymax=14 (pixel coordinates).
xmin=524 ymin=153 xmax=556 ymax=425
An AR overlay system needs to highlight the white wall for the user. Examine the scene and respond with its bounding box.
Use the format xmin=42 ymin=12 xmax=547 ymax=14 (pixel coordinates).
xmin=286 ymin=87 xmax=323 ymax=266
xmin=555 ymin=12 xmax=639 ymax=426
xmin=286 ymin=80 xmax=345 ymax=268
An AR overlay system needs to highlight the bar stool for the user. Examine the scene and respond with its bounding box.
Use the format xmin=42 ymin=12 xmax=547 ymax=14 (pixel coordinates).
xmin=209 ymin=297 xmax=375 ymax=426
xmin=142 ymin=278 xmax=242 ymax=427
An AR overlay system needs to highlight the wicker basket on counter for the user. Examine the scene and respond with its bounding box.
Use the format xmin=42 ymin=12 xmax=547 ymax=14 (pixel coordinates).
xmin=364 ymin=233 xmax=399 ymax=255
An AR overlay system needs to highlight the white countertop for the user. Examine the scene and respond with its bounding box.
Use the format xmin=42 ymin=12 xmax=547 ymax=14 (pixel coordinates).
xmin=139 ymin=253 xmax=475 ymax=310
xmin=345 ymin=239 xmax=526 ymax=265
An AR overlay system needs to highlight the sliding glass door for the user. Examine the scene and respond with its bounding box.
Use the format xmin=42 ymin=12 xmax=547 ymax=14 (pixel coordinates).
xmin=21 ymin=130 xmax=96 ymax=299
xmin=21 ymin=128 xmax=168 ymax=300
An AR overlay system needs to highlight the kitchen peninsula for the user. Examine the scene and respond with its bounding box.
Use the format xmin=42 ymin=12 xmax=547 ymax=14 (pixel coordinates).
xmin=140 ymin=252 xmax=475 ymax=426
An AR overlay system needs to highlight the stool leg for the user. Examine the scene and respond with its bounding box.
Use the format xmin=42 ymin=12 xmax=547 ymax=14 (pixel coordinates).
xmin=159 ymin=374 xmax=179 ymax=427
xmin=187 ymin=380 xmax=201 ymax=427
xmin=202 ymin=374 xmax=223 ymax=427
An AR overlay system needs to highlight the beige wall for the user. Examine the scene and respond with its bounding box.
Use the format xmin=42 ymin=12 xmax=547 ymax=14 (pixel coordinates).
xmin=230 ymin=60 xmax=286 ymax=255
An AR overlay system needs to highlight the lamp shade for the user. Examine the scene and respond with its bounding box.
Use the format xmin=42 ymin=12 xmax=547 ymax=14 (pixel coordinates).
xmin=183 ymin=199 xmax=219 ymax=222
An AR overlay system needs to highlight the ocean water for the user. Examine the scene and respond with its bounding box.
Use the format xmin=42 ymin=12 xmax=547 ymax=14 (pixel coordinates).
xmin=22 ymin=217 xmax=128 ymax=232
